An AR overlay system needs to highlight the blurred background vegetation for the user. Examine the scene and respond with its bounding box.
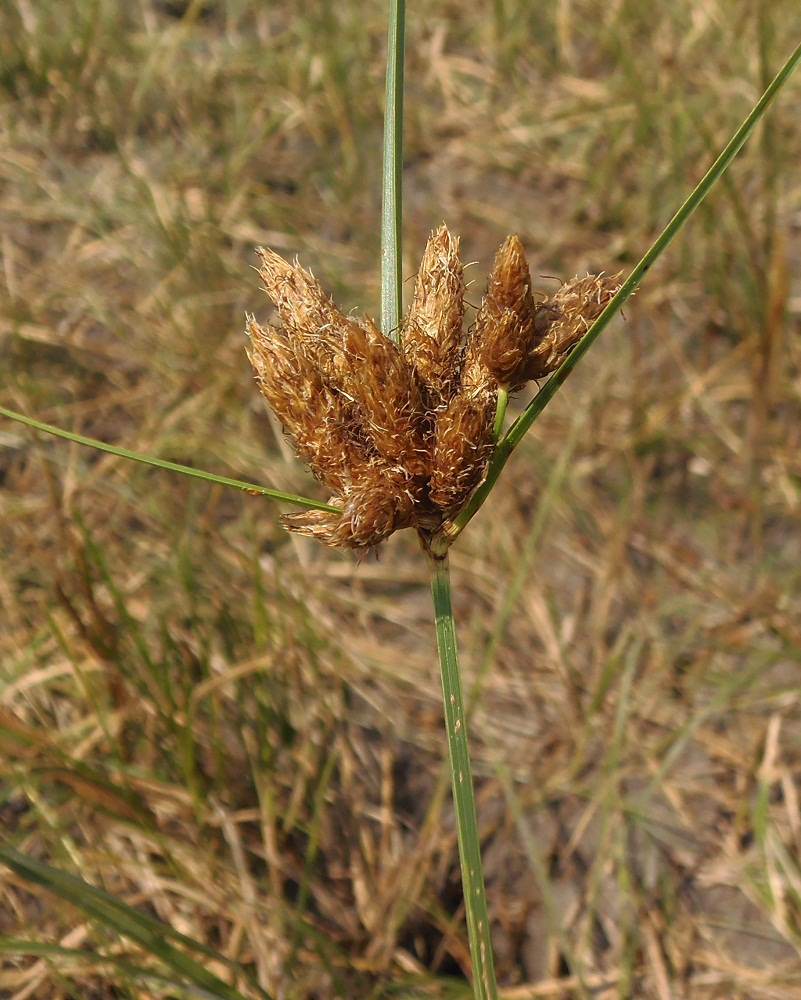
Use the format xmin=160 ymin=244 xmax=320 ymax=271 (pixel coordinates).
xmin=1 ymin=1 xmax=800 ymax=997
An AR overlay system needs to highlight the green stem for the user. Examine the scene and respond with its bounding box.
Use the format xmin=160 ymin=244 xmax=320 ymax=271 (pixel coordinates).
xmin=429 ymin=551 xmax=498 ymax=1000
xmin=380 ymin=0 xmax=405 ymax=341
xmin=0 ymin=404 xmax=337 ymax=513
xmin=446 ymin=35 xmax=801 ymax=540
xmin=492 ymin=386 xmax=508 ymax=442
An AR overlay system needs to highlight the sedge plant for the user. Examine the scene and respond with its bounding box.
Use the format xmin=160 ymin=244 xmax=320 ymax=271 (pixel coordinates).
xmin=1 ymin=6 xmax=800 ymax=999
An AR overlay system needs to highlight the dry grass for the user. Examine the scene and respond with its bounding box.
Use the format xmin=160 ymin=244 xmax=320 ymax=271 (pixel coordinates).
xmin=2 ymin=1 xmax=801 ymax=997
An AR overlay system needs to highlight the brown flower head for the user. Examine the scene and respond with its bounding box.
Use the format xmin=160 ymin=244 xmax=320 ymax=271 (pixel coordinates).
xmin=247 ymin=228 xmax=621 ymax=552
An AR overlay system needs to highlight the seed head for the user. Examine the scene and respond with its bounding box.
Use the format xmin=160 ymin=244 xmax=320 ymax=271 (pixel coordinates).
xmin=246 ymin=229 xmax=621 ymax=553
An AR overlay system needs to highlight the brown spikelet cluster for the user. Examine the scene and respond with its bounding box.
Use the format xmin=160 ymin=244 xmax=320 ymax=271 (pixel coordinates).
xmin=247 ymin=226 xmax=621 ymax=552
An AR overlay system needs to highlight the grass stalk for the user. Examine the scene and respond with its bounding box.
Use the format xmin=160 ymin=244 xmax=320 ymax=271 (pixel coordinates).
xmin=382 ymin=1 xmax=495 ymax=988
xmin=380 ymin=0 xmax=405 ymax=341
xmin=428 ymin=551 xmax=498 ymax=1000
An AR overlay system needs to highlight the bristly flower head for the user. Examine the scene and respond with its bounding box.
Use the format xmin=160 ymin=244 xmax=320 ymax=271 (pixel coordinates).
xmin=247 ymin=226 xmax=621 ymax=553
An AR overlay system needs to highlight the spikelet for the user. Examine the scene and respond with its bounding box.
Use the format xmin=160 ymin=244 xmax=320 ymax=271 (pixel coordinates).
xmin=255 ymin=247 xmax=384 ymax=372
xmin=281 ymin=469 xmax=418 ymax=550
xmin=402 ymin=225 xmax=464 ymax=408
xmin=519 ymin=272 xmax=623 ymax=382
xmin=428 ymin=391 xmax=496 ymax=515
xmin=246 ymin=227 xmax=622 ymax=552
xmin=471 ymin=234 xmax=539 ymax=390
xmin=246 ymin=315 xmax=358 ymax=493
xmin=335 ymin=316 xmax=428 ymax=477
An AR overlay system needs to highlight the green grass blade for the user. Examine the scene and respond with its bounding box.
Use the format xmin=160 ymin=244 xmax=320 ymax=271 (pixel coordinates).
xmin=492 ymin=386 xmax=509 ymax=442
xmin=428 ymin=554 xmax=498 ymax=1000
xmin=380 ymin=0 xmax=405 ymax=341
xmin=0 ymin=846 xmax=273 ymax=1000
xmin=448 ymin=36 xmax=801 ymax=538
xmin=0 ymin=404 xmax=337 ymax=513
xmin=0 ymin=937 xmax=229 ymax=999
